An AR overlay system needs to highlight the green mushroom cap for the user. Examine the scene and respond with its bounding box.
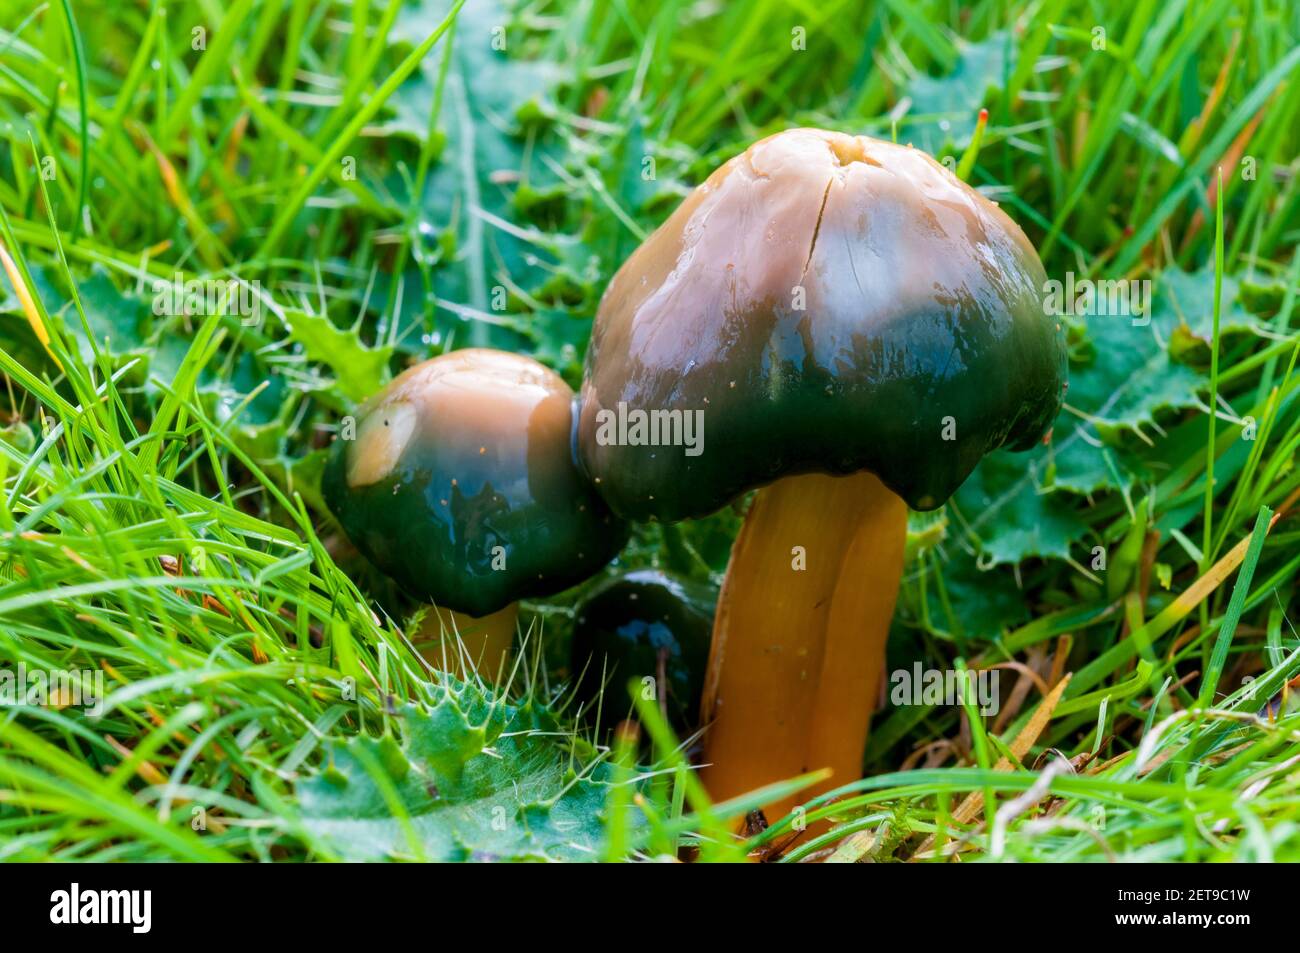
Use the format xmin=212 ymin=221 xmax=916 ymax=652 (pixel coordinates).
xmin=323 ymin=349 xmax=628 ymax=617
xmin=571 ymin=570 xmax=715 ymax=734
xmin=578 ymin=128 xmax=1066 ymax=521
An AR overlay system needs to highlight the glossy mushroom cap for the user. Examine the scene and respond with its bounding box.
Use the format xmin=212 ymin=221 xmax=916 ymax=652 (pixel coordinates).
xmin=578 ymin=128 xmax=1066 ymax=521
xmin=570 ymin=570 xmax=715 ymax=733
xmin=323 ymin=349 xmax=628 ymax=617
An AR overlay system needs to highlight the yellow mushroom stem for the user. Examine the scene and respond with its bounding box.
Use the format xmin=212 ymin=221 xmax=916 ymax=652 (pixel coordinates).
xmin=699 ymin=471 xmax=907 ymax=826
xmin=413 ymin=603 xmax=518 ymax=682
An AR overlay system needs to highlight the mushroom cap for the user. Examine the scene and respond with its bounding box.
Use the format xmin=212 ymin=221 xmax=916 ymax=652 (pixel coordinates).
xmin=570 ymin=569 xmax=715 ymax=733
xmin=578 ymin=128 xmax=1066 ymax=521
xmin=323 ymin=349 xmax=628 ymax=617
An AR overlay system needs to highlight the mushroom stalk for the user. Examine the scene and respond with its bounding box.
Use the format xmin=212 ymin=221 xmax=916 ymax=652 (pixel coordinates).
xmin=414 ymin=603 xmax=518 ymax=682
xmin=699 ymin=472 xmax=906 ymax=823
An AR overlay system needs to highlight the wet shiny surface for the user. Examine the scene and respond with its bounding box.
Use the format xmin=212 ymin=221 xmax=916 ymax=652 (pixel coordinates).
xmin=323 ymin=349 xmax=628 ymax=616
xmin=578 ymin=128 xmax=1066 ymax=520
xmin=570 ymin=570 xmax=715 ymax=734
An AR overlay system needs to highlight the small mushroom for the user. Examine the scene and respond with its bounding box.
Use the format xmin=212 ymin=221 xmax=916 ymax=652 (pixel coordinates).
xmin=570 ymin=569 xmax=715 ymax=738
xmin=578 ymin=129 xmax=1065 ymax=818
xmin=324 ymin=349 xmax=629 ymax=680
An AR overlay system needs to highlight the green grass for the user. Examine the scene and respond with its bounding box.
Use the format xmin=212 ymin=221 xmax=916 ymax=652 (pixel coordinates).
xmin=0 ymin=0 xmax=1299 ymax=861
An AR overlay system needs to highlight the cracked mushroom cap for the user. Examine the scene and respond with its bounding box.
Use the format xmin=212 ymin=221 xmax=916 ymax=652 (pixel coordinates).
xmin=323 ymin=349 xmax=628 ymax=617
xmin=578 ymin=128 xmax=1066 ymax=521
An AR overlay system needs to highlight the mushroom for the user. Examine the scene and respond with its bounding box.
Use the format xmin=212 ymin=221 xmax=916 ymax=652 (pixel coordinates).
xmin=570 ymin=569 xmax=715 ymax=737
xmin=324 ymin=348 xmax=629 ymax=681
xmin=577 ymin=129 xmax=1065 ymax=819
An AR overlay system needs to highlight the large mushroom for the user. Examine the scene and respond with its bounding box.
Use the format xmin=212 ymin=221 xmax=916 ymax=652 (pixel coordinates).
xmin=578 ymin=129 xmax=1065 ymax=819
xmin=324 ymin=348 xmax=628 ymax=680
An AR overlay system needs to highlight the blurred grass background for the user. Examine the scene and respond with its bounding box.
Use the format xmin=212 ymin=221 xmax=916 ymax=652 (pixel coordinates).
xmin=0 ymin=0 xmax=1298 ymax=860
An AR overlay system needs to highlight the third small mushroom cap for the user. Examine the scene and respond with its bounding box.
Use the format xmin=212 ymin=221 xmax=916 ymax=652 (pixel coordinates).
xmin=579 ymin=128 xmax=1066 ymax=520
xmin=571 ymin=569 xmax=716 ymax=735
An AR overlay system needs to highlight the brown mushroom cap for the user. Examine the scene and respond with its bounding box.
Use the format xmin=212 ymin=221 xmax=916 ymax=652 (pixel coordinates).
xmin=578 ymin=128 xmax=1066 ymax=521
xmin=323 ymin=349 xmax=628 ymax=616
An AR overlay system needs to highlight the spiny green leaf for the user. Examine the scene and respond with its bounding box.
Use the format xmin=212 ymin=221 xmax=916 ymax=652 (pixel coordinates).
xmin=954 ymin=450 xmax=1086 ymax=564
xmin=953 ymin=265 xmax=1258 ymax=566
xmin=906 ymin=32 xmax=1013 ymax=156
xmin=286 ymin=309 xmax=392 ymax=404
xmin=389 ymin=0 xmax=565 ymax=342
xmin=296 ymin=689 xmax=626 ymax=861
